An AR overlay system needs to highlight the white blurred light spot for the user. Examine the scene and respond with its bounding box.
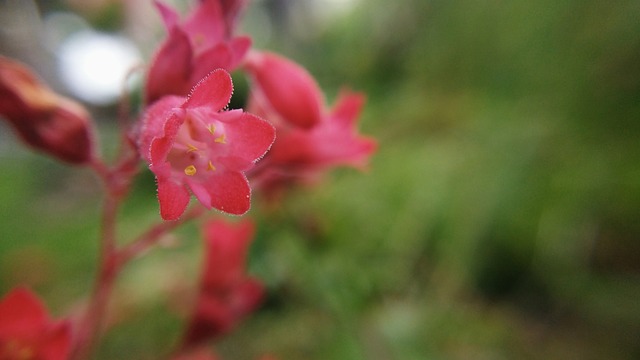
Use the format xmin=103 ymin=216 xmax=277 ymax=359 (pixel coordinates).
xmin=323 ymin=0 xmax=360 ymax=13
xmin=57 ymin=31 xmax=141 ymax=105
xmin=313 ymin=0 xmax=361 ymax=19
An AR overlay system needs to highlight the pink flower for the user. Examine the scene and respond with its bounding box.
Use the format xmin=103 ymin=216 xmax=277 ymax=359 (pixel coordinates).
xmin=244 ymin=51 xmax=377 ymax=197
xmin=139 ymin=69 xmax=275 ymax=220
xmin=0 ymin=56 xmax=95 ymax=165
xmin=146 ymin=0 xmax=252 ymax=103
xmin=0 ymin=287 xmax=71 ymax=360
xmin=265 ymin=89 xmax=377 ymax=169
xmin=182 ymin=218 xmax=264 ymax=346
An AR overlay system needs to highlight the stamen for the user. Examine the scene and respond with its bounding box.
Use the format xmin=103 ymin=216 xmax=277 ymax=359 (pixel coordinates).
xmin=184 ymin=165 xmax=197 ymax=176
xmin=207 ymin=161 xmax=216 ymax=171
xmin=186 ymin=143 xmax=199 ymax=153
xmin=207 ymin=124 xmax=216 ymax=135
xmin=214 ymin=133 xmax=226 ymax=144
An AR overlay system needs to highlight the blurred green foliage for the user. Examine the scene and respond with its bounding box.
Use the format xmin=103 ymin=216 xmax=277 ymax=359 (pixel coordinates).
xmin=1 ymin=0 xmax=640 ymax=359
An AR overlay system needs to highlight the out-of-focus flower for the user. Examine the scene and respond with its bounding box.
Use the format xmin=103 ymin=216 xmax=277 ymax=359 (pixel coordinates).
xmin=182 ymin=218 xmax=264 ymax=346
xmin=244 ymin=51 xmax=377 ymax=198
xmin=181 ymin=218 xmax=263 ymax=345
xmin=0 ymin=56 xmax=96 ymax=164
xmin=145 ymin=0 xmax=251 ymax=103
xmin=0 ymin=287 xmax=71 ymax=360
xmin=139 ymin=69 xmax=275 ymax=220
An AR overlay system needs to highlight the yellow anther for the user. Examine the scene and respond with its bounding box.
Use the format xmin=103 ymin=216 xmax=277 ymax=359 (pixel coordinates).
xmin=207 ymin=161 xmax=216 ymax=171
xmin=184 ymin=165 xmax=197 ymax=176
xmin=207 ymin=124 xmax=216 ymax=135
xmin=186 ymin=143 xmax=199 ymax=153
xmin=214 ymin=133 xmax=226 ymax=144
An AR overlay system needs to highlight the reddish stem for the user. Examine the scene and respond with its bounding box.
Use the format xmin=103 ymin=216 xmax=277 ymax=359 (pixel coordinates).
xmin=71 ymin=159 xmax=205 ymax=359
xmin=117 ymin=205 xmax=205 ymax=266
xmin=70 ymin=160 xmax=127 ymax=360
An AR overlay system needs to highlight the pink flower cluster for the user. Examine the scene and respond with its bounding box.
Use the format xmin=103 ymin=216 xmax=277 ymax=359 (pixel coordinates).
xmin=0 ymin=0 xmax=376 ymax=358
xmin=141 ymin=0 xmax=376 ymax=216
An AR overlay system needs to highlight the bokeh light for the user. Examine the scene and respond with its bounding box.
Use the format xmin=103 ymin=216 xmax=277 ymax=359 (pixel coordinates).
xmin=57 ymin=30 xmax=141 ymax=105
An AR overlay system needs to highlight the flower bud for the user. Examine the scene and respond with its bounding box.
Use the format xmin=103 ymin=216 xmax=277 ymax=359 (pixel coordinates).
xmin=0 ymin=56 xmax=95 ymax=164
xmin=244 ymin=51 xmax=324 ymax=129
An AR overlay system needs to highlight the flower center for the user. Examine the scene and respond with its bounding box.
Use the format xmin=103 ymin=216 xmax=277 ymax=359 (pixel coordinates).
xmin=170 ymin=115 xmax=227 ymax=177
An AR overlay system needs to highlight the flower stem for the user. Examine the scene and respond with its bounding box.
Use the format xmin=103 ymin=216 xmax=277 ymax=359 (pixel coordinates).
xmin=71 ymin=160 xmax=126 ymax=360
xmin=71 ymin=160 xmax=206 ymax=359
xmin=117 ymin=205 xmax=205 ymax=266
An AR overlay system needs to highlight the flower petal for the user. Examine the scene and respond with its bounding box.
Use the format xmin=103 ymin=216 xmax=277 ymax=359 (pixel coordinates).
xmin=217 ymin=111 xmax=276 ymax=163
xmin=205 ymin=171 xmax=251 ymax=215
xmin=157 ymin=176 xmax=191 ymax=220
xmin=184 ymin=69 xmax=233 ymax=111
xmin=145 ymin=28 xmax=193 ymax=103
xmin=139 ymin=95 xmax=183 ymax=162
xmin=183 ymin=0 xmax=225 ymax=47
xmin=153 ymin=0 xmax=180 ymax=30
xmin=219 ymin=0 xmax=249 ymax=34
xmin=150 ymin=110 xmax=185 ymax=164
xmin=331 ymin=89 xmax=366 ymax=127
xmin=187 ymin=178 xmax=212 ymax=210
xmin=191 ymin=44 xmax=234 ymax=82
xmin=217 ymin=155 xmax=254 ymax=172
xmin=228 ymin=36 xmax=252 ymax=66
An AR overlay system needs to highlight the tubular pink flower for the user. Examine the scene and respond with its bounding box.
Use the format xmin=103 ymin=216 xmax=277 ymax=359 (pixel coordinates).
xmin=146 ymin=0 xmax=251 ymax=103
xmin=244 ymin=52 xmax=377 ymax=198
xmin=182 ymin=218 xmax=264 ymax=346
xmin=0 ymin=287 xmax=71 ymax=360
xmin=140 ymin=69 xmax=275 ymax=220
xmin=267 ymin=89 xmax=377 ymax=169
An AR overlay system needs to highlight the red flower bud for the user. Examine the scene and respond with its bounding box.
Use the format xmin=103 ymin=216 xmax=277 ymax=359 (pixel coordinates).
xmin=0 ymin=56 xmax=95 ymax=164
xmin=244 ymin=51 xmax=324 ymax=129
